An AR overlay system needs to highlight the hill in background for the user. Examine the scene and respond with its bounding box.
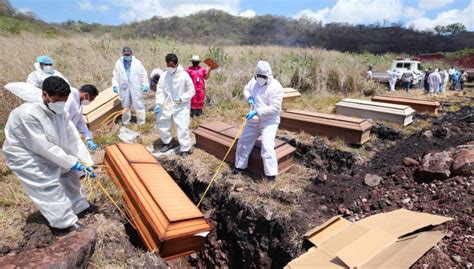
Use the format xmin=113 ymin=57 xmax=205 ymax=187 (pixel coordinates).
xmin=1 ymin=0 xmax=473 ymax=54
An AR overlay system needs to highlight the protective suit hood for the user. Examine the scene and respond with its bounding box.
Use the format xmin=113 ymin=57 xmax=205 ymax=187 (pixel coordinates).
xmin=256 ymin=61 xmax=273 ymax=78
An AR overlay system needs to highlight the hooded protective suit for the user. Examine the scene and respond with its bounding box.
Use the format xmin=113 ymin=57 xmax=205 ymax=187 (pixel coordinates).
xmin=155 ymin=65 xmax=195 ymax=152
xmin=235 ymin=61 xmax=283 ymax=177
xmin=440 ymin=70 xmax=449 ymax=93
xmin=428 ymin=71 xmax=442 ymax=94
xmin=27 ymin=62 xmax=69 ymax=89
xmin=65 ymin=87 xmax=93 ymax=140
xmin=388 ymin=69 xmax=399 ymax=91
xmin=2 ymin=102 xmax=92 ymax=229
xmin=112 ymin=56 xmax=149 ymax=125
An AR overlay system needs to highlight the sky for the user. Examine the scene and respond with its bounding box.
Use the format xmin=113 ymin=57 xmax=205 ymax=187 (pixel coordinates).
xmin=10 ymin=0 xmax=474 ymax=31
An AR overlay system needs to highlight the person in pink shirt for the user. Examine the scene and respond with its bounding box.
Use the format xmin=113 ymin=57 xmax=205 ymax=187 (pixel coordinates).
xmin=186 ymin=55 xmax=215 ymax=117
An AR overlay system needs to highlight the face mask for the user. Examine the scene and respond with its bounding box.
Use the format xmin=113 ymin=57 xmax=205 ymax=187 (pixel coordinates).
xmin=123 ymin=55 xmax=132 ymax=61
xmin=81 ymin=99 xmax=91 ymax=106
xmin=43 ymin=65 xmax=54 ymax=74
xmin=256 ymin=77 xmax=267 ymax=86
xmin=167 ymin=67 xmax=176 ymax=74
xmin=48 ymin=101 xmax=66 ymax=114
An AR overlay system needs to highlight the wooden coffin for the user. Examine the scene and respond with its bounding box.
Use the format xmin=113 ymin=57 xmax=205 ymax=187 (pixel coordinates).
xmin=280 ymin=110 xmax=372 ymax=145
xmin=82 ymin=88 xmax=122 ymax=131
xmin=283 ymin=88 xmax=301 ymax=102
xmin=371 ymin=96 xmax=440 ymax=114
xmin=193 ymin=121 xmax=296 ymax=175
xmin=336 ymin=98 xmax=415 ymax=126
xmin=104 ymin=143 xmax=212 ymax=260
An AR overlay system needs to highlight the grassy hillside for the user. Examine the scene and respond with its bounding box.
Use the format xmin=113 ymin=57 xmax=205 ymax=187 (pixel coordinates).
xmin=0 ymin=34 xmax=393 ymax=125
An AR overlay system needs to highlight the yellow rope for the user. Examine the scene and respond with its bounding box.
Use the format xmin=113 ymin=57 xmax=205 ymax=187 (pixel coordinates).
xmin=197 ymin=118 xmax=247 ymax=208
xmin=79 ymin=164 xmax=138 ymax=229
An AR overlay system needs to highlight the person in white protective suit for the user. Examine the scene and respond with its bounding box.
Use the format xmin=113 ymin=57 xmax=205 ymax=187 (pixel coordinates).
xmin=234 ymin=61 xmax=283 ymax=180
xmin=428 ymin=68 xmax=442 ymax=96
xmin=388 ymin=68 xmax=400 ymax=91
xmin=27 ymin=55 xmax=69 ymax=89
xmin=65 ymin=84 xmax=99 ymax=151
xmin=439 ymin=70 xmax=449 ymax=94
xmin=2 ymin=76 xmax=95 ymax=231
xmin=154 ymin=53 xmax=195 ymax=157
xmin=112 ymin=47 xmax=150 ymax=125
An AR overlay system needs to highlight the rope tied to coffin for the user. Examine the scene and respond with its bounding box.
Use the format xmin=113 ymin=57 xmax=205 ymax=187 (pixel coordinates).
xmin=197 ymin=118 xmax=248 ymax=208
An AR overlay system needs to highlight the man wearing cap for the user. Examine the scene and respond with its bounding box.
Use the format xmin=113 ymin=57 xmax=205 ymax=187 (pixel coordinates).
xmin=112 ymin=47 xmax=150 ymax=125
xmin=27 ymin=55 xmax=69 ymax=88
xmin=186 ymin=55 xmax=215 ymax=117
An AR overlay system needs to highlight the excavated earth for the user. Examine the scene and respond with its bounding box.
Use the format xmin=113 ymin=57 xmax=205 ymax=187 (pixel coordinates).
xmin=158 ymin=105 xmax=473 ymax=268
xmin=0 ymin=101 xmax=472 ymax=268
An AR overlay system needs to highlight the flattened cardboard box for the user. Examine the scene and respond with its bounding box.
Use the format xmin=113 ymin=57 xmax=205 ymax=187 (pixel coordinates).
xmin=286 ymin=209 xmax=452 ymax=268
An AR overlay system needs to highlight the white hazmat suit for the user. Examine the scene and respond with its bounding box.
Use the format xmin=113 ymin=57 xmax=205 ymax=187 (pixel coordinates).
xmin=155 ymin=65 xmax=195 ymax=152
xmin=235 ymin=61 xmax=283 ymax=177
xmin=2 ymin=102 xmax=93 ymax=229
xmin=112 ymin=56 xmax=149 ymax=125
xmin=65 ymin=87 xmax=93 ymax=140
xmin=428 ymin=71 xmax=442 ymax=94
xmin=388 ymin=69 xmax=399 ymax=91
xmin=27 ymin=62 xmax=69 ymax=89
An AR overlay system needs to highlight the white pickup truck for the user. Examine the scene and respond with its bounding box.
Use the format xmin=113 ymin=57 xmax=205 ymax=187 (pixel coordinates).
xmin=372 ymin=59 xmax=424 ymax=85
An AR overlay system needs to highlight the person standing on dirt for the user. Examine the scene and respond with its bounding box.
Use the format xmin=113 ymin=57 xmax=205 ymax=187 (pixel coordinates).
xmin=112 ymin=47 xmax=150 ymax=126
xmin=401 ymin=67 xmax=414 ymax=92
xmin=423 ymin=67 xmax=433 ymax=93
xmin=366 ymin=66 xmax=373 ymax=81
xmin=234 ymin=60 xmax=283 ymax=181
xmin=388 ymin=68 xmax=399 ymax=91
xmin=428 ymin=68 xmax=442 ymax=96
xmin=65 ymin=84 xmax=100 ymax=151
xmin=2 ymin=76 xmax=94 ymax=232
xmin=460 ymin=70 xmax=468 ymax=90
xmin=439 ymin=69 xmax=449 ymax=94
xmin=449 ymin=70 xmax=460 ymax=90
xmin=27 ymin=55 xmax=69 ymax=89
xmin=154 ymin=53 xmax=195 ymax=157
xmin=186 ymin=55 xmax=215 ymax=117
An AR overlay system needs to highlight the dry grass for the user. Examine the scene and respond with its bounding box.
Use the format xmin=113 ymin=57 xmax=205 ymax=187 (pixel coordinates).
xmin=0 ymin=33 xmax=392 ymax=124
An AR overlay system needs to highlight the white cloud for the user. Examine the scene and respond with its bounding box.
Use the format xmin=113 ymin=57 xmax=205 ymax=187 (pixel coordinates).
xmin=294 ymin=8 xmax=329 ymax=22
xmin=407 ymin=0 xmax=474 ymax=30
xmin=18 ymin=8 xmax=32 ymax=14
xmin=418 ymin=0 xmax=454 ymax=10
xmin=294 ymin=0 xmax=403 ymax=24
xmin=239 ymin=9 xmax=256 ymax=18
xmin=403 ymin=6 xmax=424 ymax=18
xmin=115 ymin=0 xmax=240 ymax=22
xmin=78 ymin=0 xmax=109 ymax=13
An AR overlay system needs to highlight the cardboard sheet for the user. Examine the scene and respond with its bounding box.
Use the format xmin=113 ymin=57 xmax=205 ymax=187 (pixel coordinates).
xmin=287 ymin=209 xmax=451 ymax=269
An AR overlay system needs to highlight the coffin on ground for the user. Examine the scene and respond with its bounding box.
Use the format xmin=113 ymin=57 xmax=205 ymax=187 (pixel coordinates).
xmin=280 ymin=110 xmax=372 ymax=145
xmin=371 ymin=95 xmax=440 ymax=114
xmin=104 ymin=143 xmax=212 ymax=260
xmin=193 ymin=121 xmax=296 ymax=175
xmin=83 ymin=88 xmax=122 ymax=130
xmin=336 ymin=98 xmax=415 ymax=126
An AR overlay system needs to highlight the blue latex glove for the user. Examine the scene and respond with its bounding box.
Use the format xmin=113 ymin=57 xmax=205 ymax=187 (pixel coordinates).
xmin=85 ymin=166 xmax=96 ymax=178
xmin=112 ymin=86 xmax=119 ymax=93
xmin=143 ymin=84 xmax=150 ymax=92
xmin=154 ymin=105 xmax=161 ymax=114
xmin=246 ymin=110 xmax=257 ymax=120
xmin=86 ymin=139 xmax=97 ymax=151
xmin=71 ymin=161 xmax=84 ymax=172
xmin=248 ymin=97 xmax=256 ymax=106
xmin=174 ymin=97 xmax=182 ymax=105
